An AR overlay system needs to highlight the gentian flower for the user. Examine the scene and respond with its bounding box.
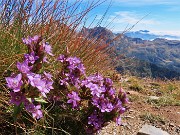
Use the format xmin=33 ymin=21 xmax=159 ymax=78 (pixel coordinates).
xmin=67 ymin=91 xmax=81 ymax=108
xmin=85 ymin=73 xmax=104 ymax=86
xmin=31 ymin=35 xmax=40 ymax=43
xmin=27 ymin=73 xmax=42 ymax=87
xmin=104 ymin=78 xmax=113 ymax=87
xmin=32 ymin=105 xmax=43 ymax=119
xmin=57 ymin=54 xmax=66 ymax=62
xmin=100 ymin=101 xmax=114 ymax=112
xmin=22 ymin=35 xmax=40 ymax=46
xmin=86 ymin=83 xmax=101 ymax=97
xmin=116 ymin=115 xmax=121 ymax=126
xmin=5 ymin=73 xmax=23 ymax=92
xmin=43 ymin=71 xmax=53 ymax=80
xmin=108 ymin=88 xmax=115 ymax=96
xmin=10 ymin=92 xmax=26 ymax=106
xmin=17 ymin=60 xmax=32 ymax=73
xmin=24 ymin=100 xmax=43 ymax=119
xmin=121 ymin=92 xmax=129 ymax=104
xmin=43 ymin=56 xmax=49 ymax=63
xmin=88 ymin=110 xmax=103 ymax=130
xmin=22 ymin=37 xmax=33 ymax=46
xmin=36 ymin=80 xmax=53 ymax=97
xmin=24 ymin=52 xmax=39 ymax=64
xmin=66 ymin=57 xmax=81 ymax=66
xmin=43 ymin=42 xmax=54 ymax=56
xmin=25 ymin=102 xmax=35 ymax=113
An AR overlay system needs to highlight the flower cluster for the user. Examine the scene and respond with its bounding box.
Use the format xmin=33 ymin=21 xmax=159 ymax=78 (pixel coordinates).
xmin=58 ymin=54 xmax=85 ymax=89
xmin=5 ymin=35 xmax=54 ymax=119
xmin=81 ymin=73 xmax=129 ymax=132
xmin=5 ymin=35 xmax=128 ymax=134
xmin=57 ymin=55 xmax=129 ymax=133
xmin=87 ymin=110 xmax=103 ymax=133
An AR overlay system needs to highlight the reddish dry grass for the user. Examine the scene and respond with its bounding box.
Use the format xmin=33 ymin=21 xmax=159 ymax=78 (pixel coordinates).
xmin=0 ymin=0 xmax=120 ymax=134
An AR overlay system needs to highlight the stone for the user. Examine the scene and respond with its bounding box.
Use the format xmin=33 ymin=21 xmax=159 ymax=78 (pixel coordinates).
xmin=137 ymin=124 xmax=170 ymax=135
xmin=169 ymin=123 xmax=175 ymax=127
xmin=124 ymin=115 xmax=134 ymax=119
xmin=121 ymin=122 xmax=128 ymax=126
xmin=149 ymin=96 xmax=159 ymax=100
xmin=127 ymin=90 xmax=140 ymax=95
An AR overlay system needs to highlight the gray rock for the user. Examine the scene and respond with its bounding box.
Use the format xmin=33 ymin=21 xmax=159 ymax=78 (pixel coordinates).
xmin=137 ymin=124 xmax=170 ymax=135
xmin=149 ymin=96 xmax=159 ymax=100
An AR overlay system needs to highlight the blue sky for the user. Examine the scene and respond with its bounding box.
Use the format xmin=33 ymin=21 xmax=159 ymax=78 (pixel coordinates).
xmin=77 ymin=0 xmax=180 ymax=36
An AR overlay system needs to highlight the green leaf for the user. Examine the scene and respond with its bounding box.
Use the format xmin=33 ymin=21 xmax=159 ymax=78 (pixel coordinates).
xmin=34 ymin=97 xmax=48 ymax=103
xmin=13 ymin=103 xmax=24 ymax=122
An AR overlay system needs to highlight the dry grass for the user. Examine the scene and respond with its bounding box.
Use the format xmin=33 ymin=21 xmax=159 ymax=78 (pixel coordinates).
xmin=0 ymin=0 xmax=122 ymax=134
xmin=121 ymin=76 xmax=180 ymax=107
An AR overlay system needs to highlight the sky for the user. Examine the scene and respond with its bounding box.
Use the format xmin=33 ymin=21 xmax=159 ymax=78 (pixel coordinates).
xmin=77 ymin=0 xmax=180 ymax=36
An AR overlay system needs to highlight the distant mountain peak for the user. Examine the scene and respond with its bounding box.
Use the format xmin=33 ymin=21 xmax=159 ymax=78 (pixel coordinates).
xmin=139 ymin=30 xmax=150 ymax=33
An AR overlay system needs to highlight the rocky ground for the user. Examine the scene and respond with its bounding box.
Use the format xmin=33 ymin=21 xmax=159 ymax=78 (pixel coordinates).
xmin=98 ymin=77 xmax=180 ymax=135
xmin=98 ymin=94 xmax=180 ymax=135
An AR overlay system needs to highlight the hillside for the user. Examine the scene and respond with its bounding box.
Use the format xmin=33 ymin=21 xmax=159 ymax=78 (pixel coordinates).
xmin=82 ymin=27 xmax=180 ymax=79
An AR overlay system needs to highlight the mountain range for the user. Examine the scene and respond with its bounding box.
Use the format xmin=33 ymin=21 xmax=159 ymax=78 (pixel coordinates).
xmin=124 ymin=30 xmax=180 ymax=41
xmin=81 ymin=27 xmax=180 ymax=79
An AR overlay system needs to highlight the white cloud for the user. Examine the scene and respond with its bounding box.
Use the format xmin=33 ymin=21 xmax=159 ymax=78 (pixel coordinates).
xmin=150 ymin=30 xmax=180 ymax=37
xmin=108 ymin=11 xmax=159 ymax=25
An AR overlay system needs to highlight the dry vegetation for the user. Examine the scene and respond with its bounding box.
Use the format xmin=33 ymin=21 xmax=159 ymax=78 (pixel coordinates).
xmin=0 ymin=0 xmax=120 ymax=134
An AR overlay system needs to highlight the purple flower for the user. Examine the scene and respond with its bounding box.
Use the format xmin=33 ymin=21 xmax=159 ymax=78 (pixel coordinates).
xmin=32 ymin=105 xmax=43 ymax=119
xmin=24 ymin=52 xmax=39 ymax=64
xmin=108 ymin=88 xmax=115 ymax=96
xmin=43 ymin=56 xmax=49 ymax=63
xmin=66 ymin=57 xmax=86 ymax=75
xmin=57 ymin=54 xmax=66 ymax=62
xmin=25 ymin=102 xmax=35 ymax=113
xmin=37 ymin=80 xmax=53 ymax=97
xmin=66 ymin=57 xmax=81 ymax=65
xmin=58 ymin=55 xmax=86 ymax=89
xmin=119 ymin=107 xmax=126 ymax=114
xmin=24 ymin=101 xmax=43 ymax=119
xmin=88 ymin=110 xmax=103 ymax=130
xmin=100 ymin=101 xmax=114 ymax=112
xmin=98 ymin=96 xmax=114 ymax=112
xmin=43 ymin=71 xmax=53 ymax=80
xmin=92 ymin=95 xmax=114 ymax=113
xmin=59 ymin=77 xmax=69 ymax=86
xmin=22 ymin=37 xmax=33 ymax=46
xmin=17 ymin=60 xmax=32 ymax=73
xmin=43 ymin=42 xmax=54 ymax=56
xmin=114 ymin=98 xmax=122 ymax=110
xmin=70 ymin=76 xmax=81 ymax=89
xmin=36 ymin=81 xmax=49 ymax=97
xmin=10 ymin=92 xmax=26 ymax=106
xmin=45 ymin=81 xmax=54 ymax=90
xmin=121 ymin=92 xmax=129 ymax=104
xmin=27 ymin=73 xmax=42 ymax=87
xmin=22 ymin=35 xmax=40 ymax=46
xmin=67 ymin=91 xmax=81 ymax=108
xmin=85 ymin=73 xmax=104 ymax=86
xmin=27 ymin=73 xmax=53 ymax=97
xmin=77 ymin=64 xmax=86 ymax=75
xmin=116 ymin=115 xmax=121 ymax=126
xmin=5 ymin=73 xmax=23 ymax=92
xmin=31 ymin=35 xmax=40 ymax=43
xmin=86 ymin=83 xmax=102 ymax=97
xmin=104 ymin=78 xmax=113 ymax=87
